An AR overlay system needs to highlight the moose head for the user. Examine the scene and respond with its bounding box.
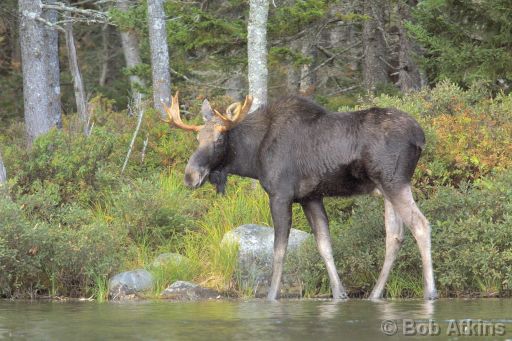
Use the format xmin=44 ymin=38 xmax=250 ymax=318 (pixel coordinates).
xmin=162 ymin=92 xmax=253 ymax=191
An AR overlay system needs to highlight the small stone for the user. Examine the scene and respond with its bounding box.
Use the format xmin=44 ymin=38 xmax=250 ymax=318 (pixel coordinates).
xmin=161 ymin=281 xmax=221 ymax=301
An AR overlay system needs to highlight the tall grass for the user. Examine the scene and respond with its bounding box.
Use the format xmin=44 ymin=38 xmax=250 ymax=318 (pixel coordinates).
xmin=182 ymin=177 xmax=272 ymax=292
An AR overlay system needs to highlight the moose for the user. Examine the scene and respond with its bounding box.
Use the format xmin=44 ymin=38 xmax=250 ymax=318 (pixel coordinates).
xmin=163 ymin=92 xmax=437 ymax=301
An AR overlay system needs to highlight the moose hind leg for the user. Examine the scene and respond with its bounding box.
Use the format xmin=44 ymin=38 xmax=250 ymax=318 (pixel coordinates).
xmin=369 ymin=198 xmax=404 ymax=299
xmin=267 ymin=195 xmax=293 ymax=301
xmin=389 ymin=185 xmax=438 ymax=300
xmin=302 ymin=199 xmax=348 ymax=299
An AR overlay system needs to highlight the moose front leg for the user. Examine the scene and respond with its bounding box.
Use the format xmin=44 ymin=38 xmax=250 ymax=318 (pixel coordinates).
xmin=267 ymin=195 xmax=293 ymax=301
xmin=302 ymin=199 xmax=348 ymax=299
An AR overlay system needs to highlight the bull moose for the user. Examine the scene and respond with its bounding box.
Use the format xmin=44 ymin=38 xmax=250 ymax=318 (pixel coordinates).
xmin=163 ymin=92 xmax=437 ymax=301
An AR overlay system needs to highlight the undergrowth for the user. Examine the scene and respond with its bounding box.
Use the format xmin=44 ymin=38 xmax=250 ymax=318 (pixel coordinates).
xmin=0 ymin=82 xmax=511 ymax=299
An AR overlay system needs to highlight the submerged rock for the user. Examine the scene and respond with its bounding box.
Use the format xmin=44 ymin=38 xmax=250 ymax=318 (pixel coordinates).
xmin=221 ymin=224 xmax=311 ymax=297
xmin=108 ymin=269 xmax=154 ymax=300
xmin=161 ymin=281 xmax=221 ymax=301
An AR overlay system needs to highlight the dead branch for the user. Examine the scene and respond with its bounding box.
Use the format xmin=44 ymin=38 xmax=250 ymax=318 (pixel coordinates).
xmin=121 ymin=94 xmax=145 ymax=175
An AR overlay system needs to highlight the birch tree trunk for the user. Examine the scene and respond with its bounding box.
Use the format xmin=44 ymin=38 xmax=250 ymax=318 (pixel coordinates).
xmin=362 ymin=0 xmax=389 ymax=94
xmin=247 ymin=0 xmax=269 ymax=112
xmin=147 ymin=0 xmax=171 ymax=119
xmin=42 ymin=0 xmax=62 ymax=128
xmin=117 ymin=0 xmax=144 ymax=101
xmin=64 ymin=19 xmax=89 ymax=133
xmin=0 ymin=150 xmax=6 ymax=187
xmin=19 ymin=0 xmax=55 ymax=144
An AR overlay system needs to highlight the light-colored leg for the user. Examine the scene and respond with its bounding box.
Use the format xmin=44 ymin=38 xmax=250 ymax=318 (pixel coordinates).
xmin=267 ymin=195 xmax=292 ymax=301
xmin=302 ymin=199 xmax=348 ymax=299
xmin=389 ymin=186 xmax=437 ymax=300
xmin=369 ymin=198 xmax=404 ymax=299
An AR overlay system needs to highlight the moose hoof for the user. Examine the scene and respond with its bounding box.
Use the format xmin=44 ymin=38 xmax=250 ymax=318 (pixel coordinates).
xmin=425 ymin=290 xmax=438 ymax=300
xmin=333 ymin=292 xmax=349 ymax=300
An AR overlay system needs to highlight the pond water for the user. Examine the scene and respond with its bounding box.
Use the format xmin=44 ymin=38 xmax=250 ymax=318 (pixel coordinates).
xmin=1 ymin=299 xmax=511 ymax=340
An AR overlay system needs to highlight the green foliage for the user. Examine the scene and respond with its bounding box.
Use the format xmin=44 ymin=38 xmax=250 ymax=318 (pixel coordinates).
xmin=109 ymin=3 xmax=147 ymax=33
xmin=165 ymin=2 xmax=246 ymax=52
xmin=269 ymin=0 xmax=330 ymax=37
xmin=6 ymin=128 xmax=119 ymax=208
xmin=107 ymin=174 xmax=199 ymax=247
xmin=0 ymin=195 xmax=127 ymax=298
xmin=408 ymin=0 xmax=512 ymax=88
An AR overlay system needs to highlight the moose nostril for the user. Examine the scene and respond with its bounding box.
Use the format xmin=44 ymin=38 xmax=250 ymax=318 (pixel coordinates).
xmin=184 ymin=172 xmax=197 ymax=188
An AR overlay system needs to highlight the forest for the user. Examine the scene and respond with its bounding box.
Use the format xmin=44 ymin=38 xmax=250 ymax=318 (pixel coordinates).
xmin=0 ymin=0 xmax=511 ymax=300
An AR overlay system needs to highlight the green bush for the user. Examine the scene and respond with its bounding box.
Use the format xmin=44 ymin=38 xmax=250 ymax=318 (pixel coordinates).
xmin=107 ymin=173 xmax=200 ymax=247
xmin=0 ymin=196 xmax=44 ymax=297
xmin=0 ymin=195 xmax=127 ymax=298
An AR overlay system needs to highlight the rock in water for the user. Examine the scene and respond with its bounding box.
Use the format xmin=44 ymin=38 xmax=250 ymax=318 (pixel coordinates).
xmin=161 ymin=281 xmax=221 ymax=300
xmin=221 ymin=224 xmax=311 ymax=297
xmin=108 ymin=269 xmax=154 ymax=300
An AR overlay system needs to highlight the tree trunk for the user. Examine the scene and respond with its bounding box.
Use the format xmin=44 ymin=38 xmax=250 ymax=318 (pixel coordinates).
xmin=147 ymin=0 xmax=171 ymax=119
xmin=42 ymin=0 xmax=62 ymax=128
xmin=362 ymin=0 xmax=389 ymax=94
xmin=19 ymin=0 xmax=56 ymax=144
xmin=117 ymin=0 xmax=144 ymax=101
xmin=225 ymin=69 xmax=245 ymax=101
xmin=286 ymin=39 xmax=301 ymax=94
xmin=0 ymin=150 xmax=6 ymax=187
xmin=247 ymin=0 xmax=269 ymax=112
xmin=99 ymin=23 xmax=109 ymax=87
xmin=64 ymin=19 xmax=89 ymax=134
xmin=299 ymin=34 xmax=317 ymax=97
xmin=397 ymin=1 xmax=422 ymax=92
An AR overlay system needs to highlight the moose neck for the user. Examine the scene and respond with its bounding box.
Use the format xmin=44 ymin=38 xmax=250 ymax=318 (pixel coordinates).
xmin=220 ymin=114 xmax=266 ymax=180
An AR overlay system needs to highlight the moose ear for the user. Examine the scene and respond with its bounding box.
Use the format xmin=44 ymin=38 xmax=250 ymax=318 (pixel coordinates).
xmin=201 ymin=99 xmax=214 ymax=122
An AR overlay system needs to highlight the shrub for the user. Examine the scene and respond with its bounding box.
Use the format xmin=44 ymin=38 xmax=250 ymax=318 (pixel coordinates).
xmin=0 ymin=195 xmax=127 ymax=298
xmin=108 ymin=173 xmax=200 ymax=247
xmin=0 ymin=196 xmax=45 ymax=297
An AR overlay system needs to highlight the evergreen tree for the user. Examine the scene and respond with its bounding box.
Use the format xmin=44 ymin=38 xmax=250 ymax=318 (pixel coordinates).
xmin=408 ymin=0 xmax=512 ymax=89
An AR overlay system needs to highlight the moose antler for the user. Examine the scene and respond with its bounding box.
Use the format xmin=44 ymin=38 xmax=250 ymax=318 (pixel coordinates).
xmin=161 ymin=92 xmax=203 ymax=132
xmin=213 ymin=95 xmax=253 ymax=132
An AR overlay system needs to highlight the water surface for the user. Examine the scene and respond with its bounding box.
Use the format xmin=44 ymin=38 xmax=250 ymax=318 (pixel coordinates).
xmin=1 ymin=299 xmax=511 ymax=340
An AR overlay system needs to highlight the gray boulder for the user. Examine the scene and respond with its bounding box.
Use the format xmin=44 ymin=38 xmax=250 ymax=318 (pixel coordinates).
xmin=161 ymin=281 xmax=221 ymax=300
xmin=221 ymin=224 xmax=311 ymax=297
xmin=151 ymin=252 xmax=189 ymax=268
xmin=108 ymin=269 xmax=154 ymax=300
